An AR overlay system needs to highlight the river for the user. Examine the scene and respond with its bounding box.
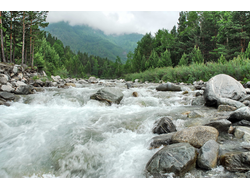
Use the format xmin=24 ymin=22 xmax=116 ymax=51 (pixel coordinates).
xmin=0 ymin=81 xmax=246 ymax=178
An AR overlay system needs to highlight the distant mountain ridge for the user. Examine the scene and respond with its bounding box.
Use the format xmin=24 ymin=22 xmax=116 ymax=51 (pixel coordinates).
xmin=44 ymin=21 xmax=144 ymax=63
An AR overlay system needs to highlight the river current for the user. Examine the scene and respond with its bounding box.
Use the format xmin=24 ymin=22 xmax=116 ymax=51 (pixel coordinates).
xmin=0 ymin=81 xmax=242 ymax=178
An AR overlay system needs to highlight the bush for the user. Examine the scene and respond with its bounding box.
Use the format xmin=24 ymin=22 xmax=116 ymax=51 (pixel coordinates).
xmin=124 ymin=58 xmax=250 ymax=83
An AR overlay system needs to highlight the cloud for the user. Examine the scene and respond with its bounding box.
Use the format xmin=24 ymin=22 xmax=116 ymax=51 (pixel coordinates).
xmin=46 ymin=11 xmax=180 ymax=35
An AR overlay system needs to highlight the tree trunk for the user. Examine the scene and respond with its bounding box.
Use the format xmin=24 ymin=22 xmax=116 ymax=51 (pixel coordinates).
xmin=30 ymin=18 xmax=33 ymax=66
xmin=31 ymin=39 xmax=35 ymax=67
xmin=0 ymin=11 xmax=6 ymax=63
xmin=13 ymin=25 xmax=16 ymax=64
xmin=21 ymin=11 xmax=26 ymax=67
xmin=10 ymin=11 xmax=13 ymax=63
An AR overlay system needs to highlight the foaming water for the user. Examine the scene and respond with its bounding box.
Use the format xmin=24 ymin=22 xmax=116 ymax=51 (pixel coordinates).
xmin=0 ymin=83 xmax=217 ymax=178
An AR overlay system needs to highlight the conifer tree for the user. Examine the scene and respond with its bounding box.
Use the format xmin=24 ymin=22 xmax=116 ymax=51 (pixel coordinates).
xmin=178 ymin=53 xmax=188 ymax=66
xmin=161 ymin=49 xmax=172 ymax=67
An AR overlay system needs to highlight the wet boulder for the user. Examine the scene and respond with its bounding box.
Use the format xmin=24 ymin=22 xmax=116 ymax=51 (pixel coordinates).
xmin=191 ymin=96 xmax=205 ymax=106
xmin=233 ymin=120 xmax=250 ymax=127
xmin=132 ymin=92 xmax=138 ymax=97
xmin=204 ymin=74 xmax=246 ymax=107
xmin=197 ymin=140 xmax=219 ymax=170
xmin=156 ymin=82 xmax=182 ymax=91
xmin=220 ymin=151 xmax=250 ymax=172
xmin=217 ymin=98 xmax=245 ymax=109
xmin=14 ymin=85 xmax=34 ymax=95
xmin=205 ymin=119 xmax=232 ymax=133
xmin=171 ymin=126 xmax=219 ymax=148
xmin=0 ymin=92 xmax=15 ymax=101
xmin=149 ymin=132 xmax=176 ymax=149
xmin=0 ymin=84 xmax=14 ymax=92
xmin=228 ymin=107 xmax=250 ymax=122
xmin=152 ymin=117 xmax=177 ymax=134
xmin=90 ymin=87 xmax=124 ymax=105
xmin=146 ymin=143 xmax=197 ymax=177
xmin=88 ymin=76 xmax=98 ymax=83
xmin=234 ymin=126 xmax=250 ymax=142
xmin=217 ymin=105 xmax=237 ymax=112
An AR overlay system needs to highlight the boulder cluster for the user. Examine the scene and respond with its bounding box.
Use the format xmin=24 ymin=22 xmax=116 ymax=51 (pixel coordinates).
xmin=146 ymin=74 xmax=250 ymax=178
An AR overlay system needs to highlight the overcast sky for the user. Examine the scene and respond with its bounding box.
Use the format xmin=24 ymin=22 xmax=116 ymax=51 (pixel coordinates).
xmin=46 ymin=11 xmax=180 ymax=36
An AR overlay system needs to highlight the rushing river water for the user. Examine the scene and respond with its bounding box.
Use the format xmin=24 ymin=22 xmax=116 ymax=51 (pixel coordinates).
xmin=0 ymin=81 xmax=247 ymax=178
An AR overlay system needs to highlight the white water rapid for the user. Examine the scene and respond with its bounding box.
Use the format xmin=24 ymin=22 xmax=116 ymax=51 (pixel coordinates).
xmin=0 ymin=82 xmax=233 ymax=178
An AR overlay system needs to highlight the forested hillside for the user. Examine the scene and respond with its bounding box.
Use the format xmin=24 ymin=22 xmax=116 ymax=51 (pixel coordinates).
xmin=1 ymin=11 xmax=250 ymax=82
xmin=124 ymin=11 xmax=250 ymax=74
xmin=44 ymin=21 xmax=143 ymax=63
xmin=0 ymin=11 xmax=129 ymax=79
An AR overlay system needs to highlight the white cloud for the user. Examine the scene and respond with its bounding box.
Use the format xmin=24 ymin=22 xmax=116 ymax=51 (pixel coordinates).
xmin=46 ymin=11 xmax=180 ymax=35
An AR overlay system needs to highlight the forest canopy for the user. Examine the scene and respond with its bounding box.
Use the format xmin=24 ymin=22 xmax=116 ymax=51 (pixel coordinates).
xmin=1 ymin=11 xmax=250 ymax=80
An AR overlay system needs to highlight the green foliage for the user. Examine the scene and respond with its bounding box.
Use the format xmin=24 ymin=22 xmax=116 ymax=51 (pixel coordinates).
xmin=218 ymin=54 xmax=227 ymax=64
xmin=125 ymin=58 xmax=250 ymax=84
xmin=178 ymin=53 xmax=188 ymax=66
xmin=190 ymin=46 xmax=204 ymax=64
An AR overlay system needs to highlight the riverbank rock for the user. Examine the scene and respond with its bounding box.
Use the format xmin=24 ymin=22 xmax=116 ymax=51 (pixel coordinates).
xmin=197 ymin=140 xmax=219 ymax=170
xmin=233 ymin=120 xmax=250 ymax=127
xmin=156 ymin=82 xmax=182 ymax=91
xmin=204 ymin=74 xmax=246 ymax=107
xmin=0 ymin=92 xmax=15 ymax=101
xmin=234 ymin=126 xmax=250 ymax=142
xmin=146 ymin=143 xmax=197 ymax=177
xmin=217 ymin=105 xmax=237 ymax=112
xmin=217 ymin=98 xmax=245 ymax=109
xmin=228 ymin=107 xmax=250 ymax=122
xmin=171 ymin=126 xmax=219 ymax=148
xmin=149 ymin=132 xmax=176 ymax=149
xmin=152 ymin=117 xmax=177 ymax=134
xmin=205 ymin=119 xmax=232 ymax=133
xmin=220 ymin=151 xmax=250 ymax=172
xmin=88 ymin=76 xmax=98 ymax=83
xmin=90 ymin=87 xmax=124 ymax=105
xmin=64 ymin=83 xmax=76 ymax=87
xmin=14 ymin=85 xmax=34 ymax=95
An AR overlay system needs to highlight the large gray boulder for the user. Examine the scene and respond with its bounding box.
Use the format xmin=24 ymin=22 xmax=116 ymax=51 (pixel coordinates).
xmin=0 ymin=92 xmax=15 ymax=101
xmin=197 ymin=140 xmax=219 ymax=170
xmin=14 ymin=85 xmax=34 ymax=95
xmin=146 ymin=143 xmax=197 ymax=177
xmin=90 ymin=87 xmax=124 ymax=105
xmin=204 ymin=74 xmax=246 ymax=107
xmin=228 ymin=107 xmax=250 ymax=122
xmin=205 ymin=119 xmax=232 ymax=133
xmin=171 ymin=126 xmax=219 ymax=148
xmin=156 ymin=82 xmax=182 ymax=91
xmin=152 ymin=117 xmax=177 ymax=134
xmin=217 ymin=98 xmax=245 ymax=109
xmin=234 ymin=126 xmax=250 ymax=142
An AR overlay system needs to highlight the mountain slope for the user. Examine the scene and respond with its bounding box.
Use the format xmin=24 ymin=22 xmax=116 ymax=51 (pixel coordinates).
xmin=44 ymin=21 xmax=143 ymax=63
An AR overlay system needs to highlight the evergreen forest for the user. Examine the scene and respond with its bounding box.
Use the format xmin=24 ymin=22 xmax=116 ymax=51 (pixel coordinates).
xmin=1 ymin=11 xmax=250 ymax=82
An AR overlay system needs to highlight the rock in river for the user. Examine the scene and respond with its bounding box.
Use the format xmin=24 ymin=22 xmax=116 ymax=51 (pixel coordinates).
xmin=171 ymin=126 xmax=219 ymax=148
xmin=152 ymin=117 xmax=177 ymax=134
xmin=228 ymin=106 xmax=250 ymax=122
xmin=204 ymin=74 xmax=246 ymax=107
xmin=197 ymin=140 xmax=219 ymax=170
xmin=156 ymin=82 xmax=182 ymax=91
xmin=90 ymin=87 xmax=124 ymax=105
xmin=146 ymin=143 xmax=197 ymax=177
xmin=0 ymin=92 xmax=15 ymax=101
xmin=220 ymin=151 xmax=250 ymax=172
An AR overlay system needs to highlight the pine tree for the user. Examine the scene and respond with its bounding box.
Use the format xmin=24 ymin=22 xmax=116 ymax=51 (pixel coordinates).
xmin=178 ymin=53 xmax=188 ymax=66
xmin=190 ymin=46 xmax=204 ymax=63
xmin=161 ymin=49 xmax=172 ymax=67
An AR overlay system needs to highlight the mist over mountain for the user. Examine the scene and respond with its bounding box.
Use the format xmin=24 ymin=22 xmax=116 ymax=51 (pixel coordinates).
xmin=44 ymin=21 xmax=143 ymax=63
